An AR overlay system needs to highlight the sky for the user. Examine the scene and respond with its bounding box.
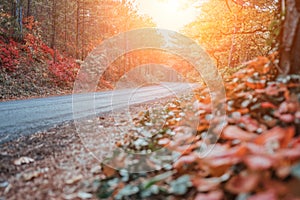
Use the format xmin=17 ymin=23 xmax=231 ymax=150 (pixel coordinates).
xmin=135 ymin=0 xmax=204 ymax=31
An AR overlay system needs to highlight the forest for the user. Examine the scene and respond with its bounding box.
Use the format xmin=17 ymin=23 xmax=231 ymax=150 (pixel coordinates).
xmin=0 ymin=0 xmax=300 ymax=199
xmin=1 ymin=0 xmax=296 ymax=98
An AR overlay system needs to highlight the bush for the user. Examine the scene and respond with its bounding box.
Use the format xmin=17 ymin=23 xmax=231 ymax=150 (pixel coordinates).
xmin=0 ymin=37 xmax=20 ymax=71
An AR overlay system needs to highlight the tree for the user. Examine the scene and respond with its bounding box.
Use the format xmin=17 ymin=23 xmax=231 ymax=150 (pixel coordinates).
xmin=226 ymin=0 xmax=300 ymax=74
xmin=183 ymin=0 xmax=277 ymax=68
xmin=280 ymin=0 xmax=300 ymax=74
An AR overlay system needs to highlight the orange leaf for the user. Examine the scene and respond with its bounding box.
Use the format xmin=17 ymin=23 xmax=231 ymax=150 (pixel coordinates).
xmin=254 ymin=126 xmax=285 ymax=145
xmin=281 ymin=126 xmax=295 ymax=148
xmin=222 ymin=125 xmax=257 ymax=141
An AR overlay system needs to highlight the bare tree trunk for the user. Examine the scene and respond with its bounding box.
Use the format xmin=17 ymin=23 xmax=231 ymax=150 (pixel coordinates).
xmin=51 ymin=0 xmax=57 ymax=61
xmin=81 ymin=0 xmax=85 ymax=60
xmin=280 ymin=0 xmax=300 ymax=74
xmin=27 ymin=0 xmax=31 ymax=17
xmin=11 ymin=0 xmax=23 ymax=39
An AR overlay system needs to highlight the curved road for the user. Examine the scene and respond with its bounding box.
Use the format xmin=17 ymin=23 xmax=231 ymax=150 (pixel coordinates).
xmin=0 ymin=82 xmax=196 ymax=144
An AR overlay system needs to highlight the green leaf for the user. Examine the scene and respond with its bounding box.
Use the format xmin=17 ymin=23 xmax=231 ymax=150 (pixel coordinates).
xmin=142 ymin=171 xmax=174 ymax=189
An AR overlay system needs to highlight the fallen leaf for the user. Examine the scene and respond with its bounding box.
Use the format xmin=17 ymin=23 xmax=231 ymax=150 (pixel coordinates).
xmin=192 ymin=178 xmax=220 ymax=192
xmin=90 ymin=165 xmax=102 ymax=174
xmin=261 ymin=102 xmax=277 ymax=109
xmin=244 ymin=155 xmax=274 ymax=170
xmin=254 ymin=126 xmax=285 ymax=145
xmin=77 ymin=191 xmax=93 ymax=199
xmin=222 ymin=125 xmax=257 ymax=141
xmin=169 ymin=175 xmax=192 ymax=195
xmin=22 ymin=168 xmax=49 ymax=181
xmin=158 ymin=138 xmax=170 ymax=146
xmin=65 ymin=174 xmax=83 ymax=185
xmin=193 ymin=100 xmax=211 ymax=112
xmin=13 ymin=157 xmax=35 ymax=166
xmin=276 ymin=144 xmax=300 ymax=160
xmin=225 ymin=173 xmax=259 ymax=194
xmin=102 ymin=164 xmax=117 ymax=178
xmin=280 ymin=126 xmax=295 ymax=148
xmin=279 ymin=114 xmax=295 ymax=123
xmin=263 ymin=180 xmax=288 ymax=196
xmin=173 ymin=153 xmax=198 ymax=169
xmin=239 ymin=115 xmax=260 ymax=132
xmin=248 ymin=190 xmax=277 ymax=200
xmin=195 ymin=190 xmax=224 ymax=200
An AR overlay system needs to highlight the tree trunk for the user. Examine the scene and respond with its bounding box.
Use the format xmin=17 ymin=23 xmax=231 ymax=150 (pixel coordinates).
xmin=51 ymin=0 xmax=57 ymax=61
xmin=280 ymin=0 xmax=300 ymax=74
xmin=76 ymin=0 xmax=80 ymax=59
xmin=27 ymin=0 xmax=31 ymax=17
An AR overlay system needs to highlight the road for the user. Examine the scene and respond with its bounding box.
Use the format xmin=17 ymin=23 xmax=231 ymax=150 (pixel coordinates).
xmin=0 ymin=82 xmax=196 ymax=144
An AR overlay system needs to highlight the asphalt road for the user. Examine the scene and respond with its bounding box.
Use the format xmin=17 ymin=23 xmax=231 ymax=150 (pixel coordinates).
xmin=0 ymin=82 xmax=196 ymax=144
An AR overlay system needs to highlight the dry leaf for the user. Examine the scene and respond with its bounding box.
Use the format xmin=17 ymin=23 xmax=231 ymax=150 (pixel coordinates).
xmin=102 ymin=164 xmax=117 ymax=178
xmin=225 ymin=173 xmax=259 ymax=194
xmin=248 ymin=190 xmax=277 ymax=200
xmin=13 ymin=157 xmax=35 ymax=166
xmin=192 ymin=178 xmax=220 ymax=192
xmin=222 ymin=125 xmax=257 ymax=141
xmin=195 ymin=190 xmax=224 ymax=200
xmin=244 ymin=155 xmax=274 ymax=170
xmin=173 ymin=153 xmax=198 ymax=169
xmin=65 ymin=174 xmax=83 ymax=185
xmin=22 ymin=168 xmax=49 ymax=181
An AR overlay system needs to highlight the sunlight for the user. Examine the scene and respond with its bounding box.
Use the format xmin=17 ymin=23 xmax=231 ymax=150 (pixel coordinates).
xmin=136 ymin=0 xmax=201 ymax=31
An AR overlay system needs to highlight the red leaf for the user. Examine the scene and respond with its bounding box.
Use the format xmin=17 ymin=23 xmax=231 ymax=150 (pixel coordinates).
xmin=222 ymin=125 xmax=257 ymax=141
xmin=204 ymin=145 xmax=247 ymax=168
xmin=276 ymin=144 xmax=300 ymax=160
xmin=225 ymin=173 xmax=259 ymax=194
xmin=263 ymin=180 xmax=288 ymax=196
xmin=261 ymin=102 xmax=277 ymax=109
xmin=195 ymin=190 xmax=223 ymax=200
xmin=192 ymin=178 xmax=220 ymax=192
xmin=173 ymin=153 xmax=198 ymax=169
xmin=279 ymin=114 xmax=295 ymax=123
xmin=248 ymin=190 xmax=277 ymax=200
xmin=244 ymin=155 xmax=274 ymax=170
xmin=239 ymin=115 xmax=260 ymax=132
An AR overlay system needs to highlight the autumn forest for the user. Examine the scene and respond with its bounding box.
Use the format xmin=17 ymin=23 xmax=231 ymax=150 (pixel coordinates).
xmin=1 ymin=0 xmax=300 ymax=199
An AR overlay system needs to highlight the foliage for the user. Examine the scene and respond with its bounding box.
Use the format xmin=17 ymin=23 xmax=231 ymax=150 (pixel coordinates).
xmin=184 ymin=0 xmax=278 ymax=68
xmin=0 ymin=12 xmax=79 ymax=86
xmin=96 ymin=56 xmax=300 ymax=199
xmin=48 ymin=54 xmax=79 ymax=85
xmin=0 ymin=37 xmax=20 ymax=71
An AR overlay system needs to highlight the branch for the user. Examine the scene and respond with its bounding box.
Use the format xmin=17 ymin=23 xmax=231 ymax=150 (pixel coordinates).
xmin=226 ymin=0 xmax=232 ymax=12
xmin=220 ymin=28 xmax=269 ymax=35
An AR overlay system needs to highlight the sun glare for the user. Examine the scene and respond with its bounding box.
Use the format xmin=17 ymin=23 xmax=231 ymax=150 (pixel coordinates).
xmin=136 ymin=0 xmax=200 ymax=31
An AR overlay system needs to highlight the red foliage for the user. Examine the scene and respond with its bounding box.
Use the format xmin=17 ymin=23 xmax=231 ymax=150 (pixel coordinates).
xmin=48 ymin=54 xmax=79 ymax=85
xmin=0 ymin=37 xmax=20 ymax=71
xmin=0 ymin=15 xmax=79 ymax=85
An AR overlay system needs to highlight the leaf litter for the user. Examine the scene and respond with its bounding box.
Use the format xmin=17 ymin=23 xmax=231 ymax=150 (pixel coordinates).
xmin=96 ymin=55 xmax=300 ymax=199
